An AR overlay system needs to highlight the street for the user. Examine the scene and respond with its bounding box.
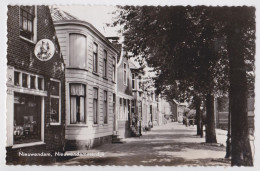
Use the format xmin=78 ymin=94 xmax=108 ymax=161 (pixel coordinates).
xmin=55 ymin=122 xmax=231 ymax=166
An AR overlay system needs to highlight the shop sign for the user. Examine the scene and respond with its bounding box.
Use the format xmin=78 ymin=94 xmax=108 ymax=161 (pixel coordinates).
xmin=34 ymin=39 xmax=55 ymax=61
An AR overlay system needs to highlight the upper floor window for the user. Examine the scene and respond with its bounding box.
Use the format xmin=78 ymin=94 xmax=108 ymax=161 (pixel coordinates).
xmin=69 ymin=34 xmax=87 ymax=68
xmin=112 ymin=57 xmax=116 ymax=82
xmin=132 ymin=73 xmax=135 ymax=89
xmin=93 ymin=43 xmax=98 ymax=73
xmin=123 ymin=63 xmax=127 ymax=85
xmin=19 ymin=6 xmax=35 ymax=41
xmin=103 ymin=50 xmax=107 ymax=78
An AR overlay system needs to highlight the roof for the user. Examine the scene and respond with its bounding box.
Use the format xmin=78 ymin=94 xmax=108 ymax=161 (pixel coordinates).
xmin=52 ymin=8 xmax=120 ymax=54
xmin=51 ymin=7 xmax=78 ymax=21
xmin=129 ymin=60 xmax=138 ymax=69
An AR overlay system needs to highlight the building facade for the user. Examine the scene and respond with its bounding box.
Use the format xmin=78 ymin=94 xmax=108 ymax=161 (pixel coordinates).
xmin=52 ymin=8 xmax=120 ymax=149
xmin=6 ymin=6 xmax=65 ymax=164
xmin=113 ymin=50 xmax=136 ymax=138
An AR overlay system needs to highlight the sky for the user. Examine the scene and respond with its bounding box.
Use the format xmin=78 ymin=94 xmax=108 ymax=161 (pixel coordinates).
xmin=56 ymin=5 xmax=121 ymax=37
xmin=56 ymin=5 xmax=155 ymax=78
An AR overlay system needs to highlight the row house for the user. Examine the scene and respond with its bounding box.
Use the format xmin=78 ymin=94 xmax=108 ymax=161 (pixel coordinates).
xmin=111 ymin=45 xmax=136 ymax=139
xmin=6 ymin=6 xmax=65 ymax=164
xmin=52 ymin=8 xmax=119 ymax=149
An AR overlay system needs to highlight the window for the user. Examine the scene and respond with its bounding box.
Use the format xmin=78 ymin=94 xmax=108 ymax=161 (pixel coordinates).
xmin=103 ymin=91 xmax=108 ymax=124
xmin=38 ymin=77 xmax=43 ymax=90
xmin=13 ymin=92 xmax=42 ymax=144
xmin=93 ymin=88 xmax=98 ymax=124
xmin=22 ymin=73 xmax=28 ymax=88
xmin=50 ymin=80 xmax=61 ymax=124
xmin=93 ymin=43 xmax=98 ymax=73
xmin=30 ymin=75 xmax=35 ymax=89
xmin=14 ymin=71 xmax=20 ymax=86
xmin=123 ymin=99 xmax=126 ymax=120
xmin=123 ymin=63 xmax=127 ymax=85
xmin=132 ymin=73 xmax=135 ymax=89
xmin=120 ymin=98 xmax=123 ymax=120
xmin=113 ymin=93 xmax=116 ymax=114
xmin=112 ymin=57 xmax=116 ymax=81
xmin=19 ymin=6 xmax=35 ymax=40
xmin=138 ymin=76 xmax=142 ymax=89
xmin=70 ymin=84 xmax=86 ymax=124
xmin=131 ymin=100 xmax=135 ymax=114
xmin=103 ymin=50 xmax=107 ymax=78
xmin=14 ymin=70 xmax=44 ymax=90
xmin=69 ymin=34 xmax=87 ymax=68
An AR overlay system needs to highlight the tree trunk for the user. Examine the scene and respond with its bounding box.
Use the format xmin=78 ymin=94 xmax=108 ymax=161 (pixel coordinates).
xmin=225 ymin=92 xmax=231 ymax=158
xmin=195 ymin=97 xmax=202 ymax=135
xmin=205 ymin=93 xmax=217 ymax=143
xmin=227 ymin=8 xmax=253 ymax=165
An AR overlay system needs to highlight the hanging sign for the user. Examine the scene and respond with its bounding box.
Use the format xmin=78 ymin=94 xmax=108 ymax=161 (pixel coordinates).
xmin=34 ymin=39 xmax=55 ymax=61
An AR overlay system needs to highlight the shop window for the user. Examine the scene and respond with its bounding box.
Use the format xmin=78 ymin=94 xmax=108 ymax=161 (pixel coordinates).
xmin=69 ymin=33 xmax=87 ymax=68
xmin=19 ymin=6 xmax=35 ymax=41
xmin=50 ymin=80 xmax=61 ymax=124
xmin=22 ymin=73 xmax=28 ymax=88
xmin=30 ymin=75 xmax=35 ymax=89
xmin=14 ymin=71 xmax=20 ymax=86
xmin=103 ymin=50 xmax=107 ymax=78
xmin=70 ymin=84 xmax=86 ymax=124
xmin=93 ymin=43 xmax=98 ymax=73
xmin=13 ymin=92 xmax=42 ymax=144
xmin=103 ymin=90 xmax=108 ymax=124
xmin=93 ymin=87 xmax=98 ymax=124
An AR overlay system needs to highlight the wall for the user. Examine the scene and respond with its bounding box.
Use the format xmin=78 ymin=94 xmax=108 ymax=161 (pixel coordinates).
xmin=6 ymin=6 xmax=65 ymax=164
xmin=54 ymin=20 xmax=119 ymax=149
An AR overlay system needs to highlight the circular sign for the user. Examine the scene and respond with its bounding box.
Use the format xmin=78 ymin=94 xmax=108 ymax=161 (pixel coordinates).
xmin=34 ymin=39 xmax=55 ymax=61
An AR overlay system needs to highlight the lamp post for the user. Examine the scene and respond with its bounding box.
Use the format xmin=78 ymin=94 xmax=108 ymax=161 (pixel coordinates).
xmin=200 ymin=106 xmax=204 ymax=138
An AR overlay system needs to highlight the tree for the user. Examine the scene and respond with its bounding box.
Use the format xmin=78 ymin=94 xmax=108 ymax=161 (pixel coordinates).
xmin=113 ymin=6 xmax=255 ymax=165
xmin=221 ymin=7 xmax=254 ymax=166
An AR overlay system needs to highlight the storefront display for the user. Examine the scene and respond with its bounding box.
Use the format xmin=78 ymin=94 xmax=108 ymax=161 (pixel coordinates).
xmin=13 ymin=93 xmax=41 ymax=144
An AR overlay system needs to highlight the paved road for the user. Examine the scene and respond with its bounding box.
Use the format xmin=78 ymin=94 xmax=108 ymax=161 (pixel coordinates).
xmin=55 ymin=122 xmax=230 ymax=166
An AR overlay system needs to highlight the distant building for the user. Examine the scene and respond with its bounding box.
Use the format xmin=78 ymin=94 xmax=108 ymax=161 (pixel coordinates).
xmin=6 ymin=6 xmax=66 ymax=164
xmin=52 ymin=8 xmax=120 ymax=150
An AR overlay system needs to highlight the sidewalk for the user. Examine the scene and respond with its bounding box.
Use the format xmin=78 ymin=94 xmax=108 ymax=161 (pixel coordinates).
xmin=54 ymin=122 xmax=231 ymax=166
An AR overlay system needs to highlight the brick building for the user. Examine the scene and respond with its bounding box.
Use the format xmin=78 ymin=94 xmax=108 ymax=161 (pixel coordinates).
xmin=52 ymin=8 xmax=120 ymax=150
xmin=6 ymin=6 xmax=65 ymax=164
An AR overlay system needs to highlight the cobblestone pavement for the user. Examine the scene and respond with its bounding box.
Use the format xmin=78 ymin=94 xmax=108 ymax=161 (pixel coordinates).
xmin=54 ymin=122 xmax=231 ymax=166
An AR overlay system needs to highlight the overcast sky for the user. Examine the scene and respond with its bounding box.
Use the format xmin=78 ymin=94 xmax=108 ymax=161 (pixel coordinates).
xmin=56 ymin=5 xmax=155 ymax=78
xmin=56 ymin=5 xmax=120 ymax=37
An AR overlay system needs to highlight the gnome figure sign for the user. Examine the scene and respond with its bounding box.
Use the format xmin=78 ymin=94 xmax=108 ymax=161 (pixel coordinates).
xmin=34 ymin=39 xmax=55 ymax=61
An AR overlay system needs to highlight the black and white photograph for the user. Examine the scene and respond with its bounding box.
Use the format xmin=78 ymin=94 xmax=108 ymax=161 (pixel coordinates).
xmin=0 ymin=0 xmax=259 ymax=169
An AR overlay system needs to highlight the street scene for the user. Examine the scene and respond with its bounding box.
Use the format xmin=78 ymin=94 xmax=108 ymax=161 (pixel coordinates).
xmin=55 ymin=122 xmax=231 ymax=166
xmin=5 ymin=5 xmax=255 ymax=167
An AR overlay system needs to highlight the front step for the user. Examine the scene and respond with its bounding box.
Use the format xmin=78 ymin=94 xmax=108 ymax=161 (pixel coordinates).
xmin=112 ymin=134 xmax=125 ymax=144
